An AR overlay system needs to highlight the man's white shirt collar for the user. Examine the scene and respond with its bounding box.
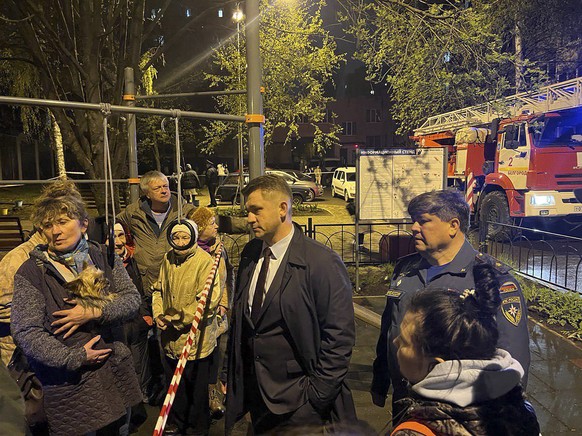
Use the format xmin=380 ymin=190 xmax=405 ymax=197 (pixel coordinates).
xmin=263 ymin=224 xmax=294 ymax=260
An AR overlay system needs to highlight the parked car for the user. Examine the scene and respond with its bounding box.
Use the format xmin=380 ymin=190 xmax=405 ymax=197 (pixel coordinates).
xmin=332 ymin=167 xmax=356 ymax=201
xmin=267 ymin=169 xmax=323 ymax=198
xmin=216 ymin=171 xmax=318 ymax=206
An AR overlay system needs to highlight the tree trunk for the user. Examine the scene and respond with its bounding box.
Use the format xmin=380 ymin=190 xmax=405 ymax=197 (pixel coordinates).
xmin=514 ymin=20 xmax=524 ymax=91
xmin=153 ymin=129 xmax=161 ymax=171
xmin=51 ymin=111 xmax=66 ymax=179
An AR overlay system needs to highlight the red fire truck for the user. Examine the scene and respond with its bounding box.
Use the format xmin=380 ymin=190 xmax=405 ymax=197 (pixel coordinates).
xmin=412 ymin=77 xmax=582 ymax=238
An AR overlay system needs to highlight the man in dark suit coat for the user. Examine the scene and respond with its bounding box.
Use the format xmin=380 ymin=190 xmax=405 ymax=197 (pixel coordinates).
xmin=225 ymin=174 xmax=356 ymax=434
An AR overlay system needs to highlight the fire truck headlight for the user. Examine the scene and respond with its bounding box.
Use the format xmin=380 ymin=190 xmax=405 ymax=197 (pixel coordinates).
xmin=530 ymin=195 xmax=555 ymax=206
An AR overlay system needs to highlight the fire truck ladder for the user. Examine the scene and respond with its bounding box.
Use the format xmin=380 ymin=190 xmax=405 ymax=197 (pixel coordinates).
xmin=414 ymin=77 xmax=582 ymax=136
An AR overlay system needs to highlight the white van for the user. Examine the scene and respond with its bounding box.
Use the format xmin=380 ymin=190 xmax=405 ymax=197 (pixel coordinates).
xmin=332 ymin=167 xmax=356 ymax=201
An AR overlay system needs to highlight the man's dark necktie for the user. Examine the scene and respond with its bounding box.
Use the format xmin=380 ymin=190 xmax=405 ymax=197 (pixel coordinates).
xmin=251 ymin=247 xmax=271 ymax=324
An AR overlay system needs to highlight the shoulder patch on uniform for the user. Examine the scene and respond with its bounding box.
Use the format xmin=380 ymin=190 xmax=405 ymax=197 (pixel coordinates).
xmin=501 ymin=296 xmax=523 ymax=326
xmin=385 ymin=289 xmax=403 ymax=300
xmin=500 ymin=282 xmax=518 ymax=294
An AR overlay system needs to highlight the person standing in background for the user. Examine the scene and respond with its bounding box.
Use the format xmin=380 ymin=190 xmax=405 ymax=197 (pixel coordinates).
xmin=314 ymin=166 xmax=322 ymax=185
xmin=205 ymin=161 xmax=219 ymax=207
xmin=0 ymin=231 xmax=46 ymax=366
xmin=117 ymin=170 xmax=194 ymax=293
xmin=182 ymin=164 xmax=201 ymax=204
xmin=110 ymin=223 xmax=152 ymax=402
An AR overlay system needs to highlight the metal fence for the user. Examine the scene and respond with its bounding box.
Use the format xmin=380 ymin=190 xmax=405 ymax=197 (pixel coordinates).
xmin=478 ymin=221 xmax=582 ymax=293
xmin=220 ymin=218 xmax=582 ymax=293
xmin=220 ymin=219 xmax=414 ymax=267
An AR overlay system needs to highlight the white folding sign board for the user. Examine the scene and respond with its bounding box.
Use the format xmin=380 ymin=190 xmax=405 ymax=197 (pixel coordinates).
xmin=357 ymin=148 xmax=447 ymax=221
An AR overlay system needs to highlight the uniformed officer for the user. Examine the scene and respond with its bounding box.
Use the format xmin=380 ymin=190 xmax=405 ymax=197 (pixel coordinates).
xmin=371 ymin=189 xmax=530 ymax=420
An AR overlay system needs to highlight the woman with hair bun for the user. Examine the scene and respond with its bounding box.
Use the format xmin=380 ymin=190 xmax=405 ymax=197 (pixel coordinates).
xmin=391 ymin=263 xmax=540 ymax=436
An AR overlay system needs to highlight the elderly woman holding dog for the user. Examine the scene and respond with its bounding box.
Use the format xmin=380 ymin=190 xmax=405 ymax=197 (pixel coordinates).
xmin=152 ymin=219 xmax=221 ymax=436
xmin=10 ymin=181 xmax=142 ymax=435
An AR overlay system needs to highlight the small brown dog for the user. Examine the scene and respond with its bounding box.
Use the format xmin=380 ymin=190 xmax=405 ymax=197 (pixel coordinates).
xmin=64 ymin=265 xmax=114 ymax=309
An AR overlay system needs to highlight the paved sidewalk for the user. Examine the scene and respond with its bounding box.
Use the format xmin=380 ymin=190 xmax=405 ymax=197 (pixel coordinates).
xmin=138 ymin=301 xmax=582 ymax=435
xmin=138 ymin=316 xmax=391 ymax=436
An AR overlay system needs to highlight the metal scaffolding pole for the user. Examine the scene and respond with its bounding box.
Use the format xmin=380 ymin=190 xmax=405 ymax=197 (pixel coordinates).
xmin=246 ymin=0 xmax=264 ymax=180
xmin=0 ymin=95 xmax=246 ymax=122
xmin=135 ymin=90 xmax=246 ymax=100
xmin=124 ymin=68 xmax=140 ymax=203
xmin=0 ymin=179 xmax=131 ymax=184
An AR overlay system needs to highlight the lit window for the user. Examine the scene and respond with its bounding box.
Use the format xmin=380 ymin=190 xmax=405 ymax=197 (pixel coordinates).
xmin=218 ymin=8 xmax=224 ymax=18
xmin=186 ymin=8 xmax=191 ymax=17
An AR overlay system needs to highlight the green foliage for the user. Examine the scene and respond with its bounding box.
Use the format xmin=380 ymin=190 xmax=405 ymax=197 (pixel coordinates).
xmin=0 ymin=1 xmax=153 ymax=214
xmin=518 ymin=277 xmax=582 ymax=341
xmin=340 ymin=0 xmax=582 ymax=134
xmin=216 ymin=202 xmax=328 ymax=218
xmin=140 ymin=50 xmax=159 ymax=96
xmin=0 ymin=55 xmax=46 ymax=138
xmin=347 ymin=263 xmax=396 ymax=296
xmin=217 ymin=206 xmax=247 ymax=217
xmin=345 ymin=0 xmax=521 ymax=134
xmin=204 ymin=0 xmax=343 ymax=153
xmin=293 ymin=202 xmax=320 ymax=214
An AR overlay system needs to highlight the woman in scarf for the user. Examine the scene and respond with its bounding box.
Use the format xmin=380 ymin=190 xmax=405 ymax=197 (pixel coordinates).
xmin=10 ymin=181 xmax=142 ymax=435
xmin=152 ymin=220 xmax=221 ymax=436
xmin=109 ymin=222 xmax=152 ymax=430
xmin=188 ymin=206 xmax=234 ymax=419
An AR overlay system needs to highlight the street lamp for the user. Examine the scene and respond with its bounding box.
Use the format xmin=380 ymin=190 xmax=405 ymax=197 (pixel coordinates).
xmin=233 ymin=7 xmax=244 ymax=23
xmin=245 ymin=0 xmax=264 ymax=180
xmin=233 ymin=5 xmax=245 ymax=209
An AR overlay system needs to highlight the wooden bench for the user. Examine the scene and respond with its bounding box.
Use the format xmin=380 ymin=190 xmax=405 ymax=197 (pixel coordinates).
xmin=0 ymin=216 xmax=26 ymax=252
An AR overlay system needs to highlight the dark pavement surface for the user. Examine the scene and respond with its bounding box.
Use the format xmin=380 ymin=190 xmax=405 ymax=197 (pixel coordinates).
xmin=137 ymin=298 xmax=582 ymax=435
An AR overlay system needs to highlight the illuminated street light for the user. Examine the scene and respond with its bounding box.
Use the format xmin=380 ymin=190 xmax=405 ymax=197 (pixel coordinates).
xmin=233 ymin=8 xmax=244 ymax=22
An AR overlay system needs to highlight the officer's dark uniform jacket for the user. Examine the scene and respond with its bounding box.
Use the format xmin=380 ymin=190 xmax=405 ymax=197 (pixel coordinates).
xmin=371 ymin=239 xmax=531 ymax=407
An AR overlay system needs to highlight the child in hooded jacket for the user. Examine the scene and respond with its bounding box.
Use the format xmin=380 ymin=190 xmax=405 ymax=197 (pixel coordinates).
xmin=152 ymin=220 xmax=221 ymax=435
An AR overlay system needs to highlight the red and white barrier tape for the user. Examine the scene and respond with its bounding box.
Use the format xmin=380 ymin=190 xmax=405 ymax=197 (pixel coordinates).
xmin=466 ymin=172 xmax=477 ymax=212
xmin=153 ymin=244 xmax=223 ymax=436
